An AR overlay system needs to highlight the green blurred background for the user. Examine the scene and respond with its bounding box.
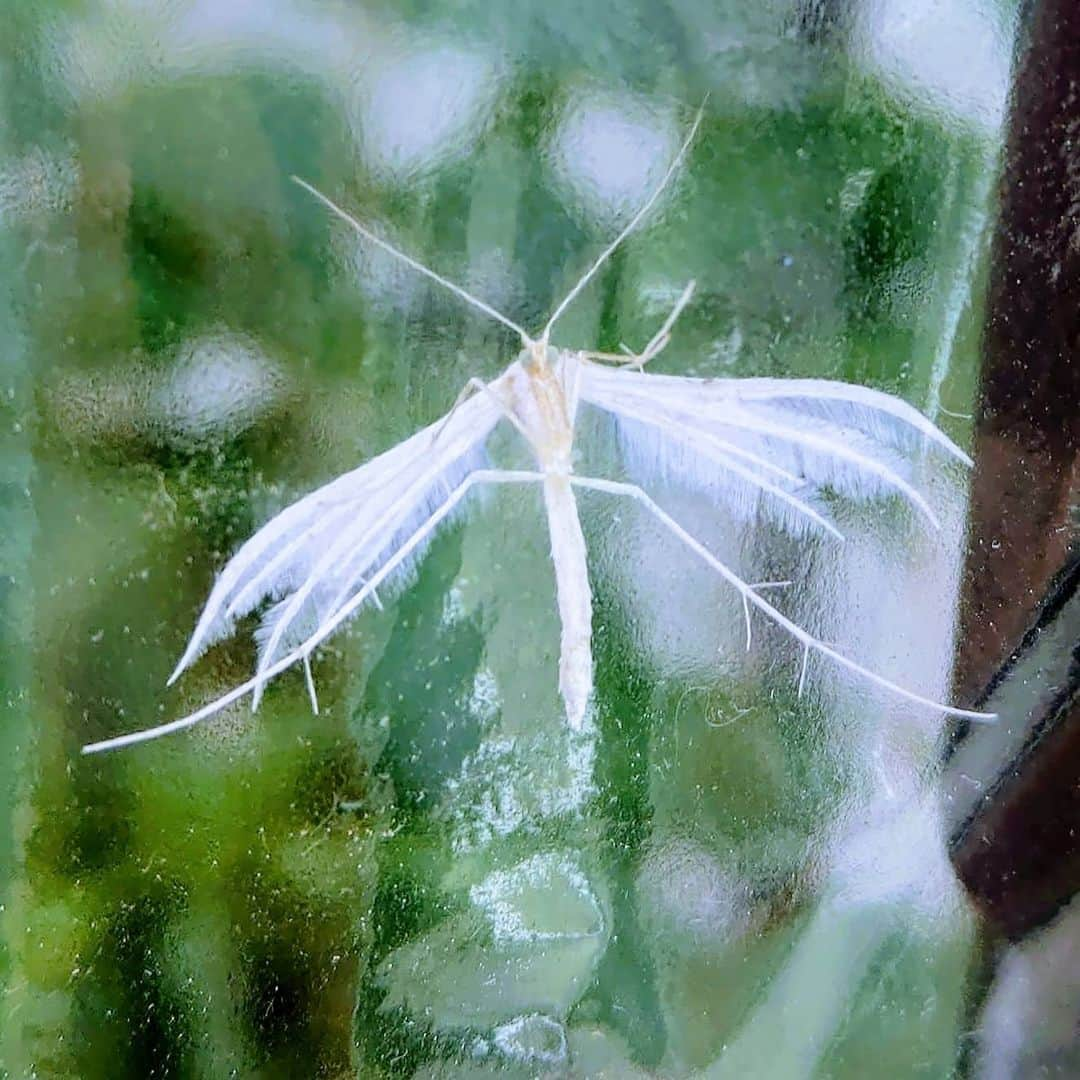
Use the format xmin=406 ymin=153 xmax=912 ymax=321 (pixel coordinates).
xmin=0 ymin=1 xmax=1018 ymax=1076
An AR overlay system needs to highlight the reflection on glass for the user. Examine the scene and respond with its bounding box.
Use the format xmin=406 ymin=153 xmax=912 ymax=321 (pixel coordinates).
xmin=548 ymin=87 xmax=679 ymax=228
xmin=352 ymin=34 xmax=501 ymax=183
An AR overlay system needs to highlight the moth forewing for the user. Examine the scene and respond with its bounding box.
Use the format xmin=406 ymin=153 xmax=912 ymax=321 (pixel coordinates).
xmin=578 ymin=364 xmax=963 ymax=528
xmin=169 ymin=388 xmax=506 ymax=696
xmin=731 ymin=378 xmax=973 ymax=465
xmin=584 ymin=391 xmax=847 ymax=541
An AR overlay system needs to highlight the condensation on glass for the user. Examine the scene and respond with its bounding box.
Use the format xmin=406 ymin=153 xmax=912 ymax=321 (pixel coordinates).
xmin=8 ymin=3 xmax=1075 ymax=1079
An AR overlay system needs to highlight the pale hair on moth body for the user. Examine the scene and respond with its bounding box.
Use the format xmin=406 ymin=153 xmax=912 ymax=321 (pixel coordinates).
xmin=84 ymin=99 xmax=993 ymax=754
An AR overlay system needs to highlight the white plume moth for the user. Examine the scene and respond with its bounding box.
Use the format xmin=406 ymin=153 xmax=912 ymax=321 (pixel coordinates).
xmin=83 ymin=102 xmax=993 ymax=754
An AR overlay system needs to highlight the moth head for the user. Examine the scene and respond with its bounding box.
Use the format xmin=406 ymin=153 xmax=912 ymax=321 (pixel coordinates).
xmin=523 ymin=336 xmax=550 ymax=372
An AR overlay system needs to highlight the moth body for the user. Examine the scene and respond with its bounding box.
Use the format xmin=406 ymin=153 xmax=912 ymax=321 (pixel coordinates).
xmin=499 ymin=346 xmax=593 ymax=729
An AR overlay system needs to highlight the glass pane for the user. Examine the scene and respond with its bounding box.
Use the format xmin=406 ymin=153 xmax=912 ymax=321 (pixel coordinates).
xmin=1 ymin=2 xmax=1022 ymax=1076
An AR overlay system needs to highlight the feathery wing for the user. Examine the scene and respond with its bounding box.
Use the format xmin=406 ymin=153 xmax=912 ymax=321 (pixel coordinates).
xmin=579 ymin=364 xmax=967 ymax=536
xmin=168 ymin=385 xmax=505 ymax=694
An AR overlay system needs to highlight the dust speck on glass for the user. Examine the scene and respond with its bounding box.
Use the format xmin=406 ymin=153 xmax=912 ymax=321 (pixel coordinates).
xmin=0 ymin=1 xmax=1020 ymax=1077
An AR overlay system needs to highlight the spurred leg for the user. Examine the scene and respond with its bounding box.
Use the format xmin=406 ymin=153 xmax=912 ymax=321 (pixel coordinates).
xmin=435 ymin=376 xmax=530 ymax=445
xmin=569 ymin=474 xmax=993 ymax=722
xmin=582 ymin=280 xmax=697 ymax=371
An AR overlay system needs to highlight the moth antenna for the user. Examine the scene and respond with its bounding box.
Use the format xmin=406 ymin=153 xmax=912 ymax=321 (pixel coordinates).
xmin=292 ymin=176 xmax=532 ymax=344
xmin=541 ymin=95 xmax=708 ymax=342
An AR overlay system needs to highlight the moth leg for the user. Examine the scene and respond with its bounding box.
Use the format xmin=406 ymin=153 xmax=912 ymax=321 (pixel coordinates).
xmin=577 ymin=349 xmax=634 ymax=370
xmin=435 ymin=377 xmax=530 ymax=446
xmin=568 ymin=473 xmax=992 ymax=722
xmin=741 ymin=581 xmax=794 ymax=651
xmin=83 ymin=468 xmax=547 ymax=754
xmin=621 ymin=279 xmax=697 ymax=370
xmin=581 ymin=280 xmax=696 ymax=371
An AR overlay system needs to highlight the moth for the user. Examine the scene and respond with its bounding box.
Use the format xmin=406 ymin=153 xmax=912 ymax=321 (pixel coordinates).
xmin=84 ymin=104 xmax=991 ymax=753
